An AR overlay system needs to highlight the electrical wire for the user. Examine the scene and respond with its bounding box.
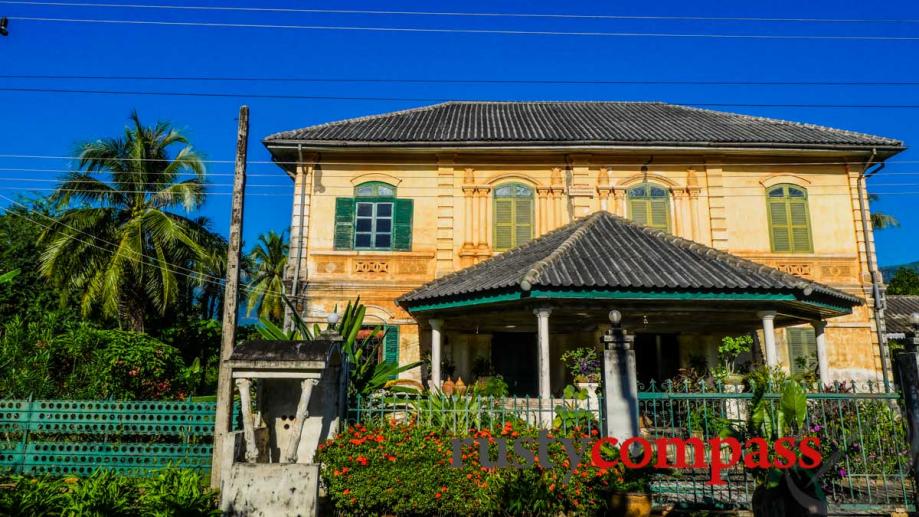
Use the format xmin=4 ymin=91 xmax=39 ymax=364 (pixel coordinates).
xmin=11 ymin=16 xmax=919 ymax=40
xmin=7 ymin=85 xmax=919 ymax=106
xmin=5 ymin=74 xmax=919 ymax=87
xmin=3 ymin=2 xmax=919 ymax=25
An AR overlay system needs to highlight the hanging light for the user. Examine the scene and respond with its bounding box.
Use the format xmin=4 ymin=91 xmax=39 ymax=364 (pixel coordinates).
xmin=0 ymin=18 xmax=8 ymax=37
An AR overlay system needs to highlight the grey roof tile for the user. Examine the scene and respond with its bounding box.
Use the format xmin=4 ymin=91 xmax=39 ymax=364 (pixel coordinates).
xmin=264 ymin=101 xmax=902 ymax=151
xmin=397 ymin=211 xmax=861 ymax=309
xmin=886 ymin=295 xmax=919 ymax=336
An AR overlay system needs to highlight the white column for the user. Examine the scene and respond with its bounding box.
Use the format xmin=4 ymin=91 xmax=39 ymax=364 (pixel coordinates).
xmin=430 ymin=319 xmax=444 ymax=391
xmin=813 ymin=320 xmax=830 ymax=383
xmin=758 ymin=311 xmax=778 ymax=367
xmin=234 ymin=378 xmax=258 ymax=463
xmin=534 ymin=308 xmax=552 ymax=400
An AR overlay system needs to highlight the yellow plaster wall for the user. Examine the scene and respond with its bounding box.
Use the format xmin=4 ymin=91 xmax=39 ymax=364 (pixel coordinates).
xmin=288 ymin=152 xmax=885 ymax=383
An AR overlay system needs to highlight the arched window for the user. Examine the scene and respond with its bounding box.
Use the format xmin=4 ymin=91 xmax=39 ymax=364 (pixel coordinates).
xmin=334 ymin=181 xmax=413 ymax=250
xmin=628 ymin=183 xmax=670 ymax=232
xmin=767 ymin=184 xmax=813 ymax=253
xmin=494 ymin=183 xmax=534 ymax=251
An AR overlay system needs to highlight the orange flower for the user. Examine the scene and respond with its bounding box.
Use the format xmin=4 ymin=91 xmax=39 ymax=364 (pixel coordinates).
xmin=343 ymin=489 xmax=351 ymax=495
xmin=356 ymin=455 xmax=368 ymax=466
xmin=549 ymin=483 xmax=556 ymax=492
xmin=435 ymin=492 xmax=442 ymax=499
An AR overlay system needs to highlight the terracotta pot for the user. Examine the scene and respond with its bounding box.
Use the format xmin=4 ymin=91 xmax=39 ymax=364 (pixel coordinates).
xmin=606 ymin=492 xmax=651 ymax=517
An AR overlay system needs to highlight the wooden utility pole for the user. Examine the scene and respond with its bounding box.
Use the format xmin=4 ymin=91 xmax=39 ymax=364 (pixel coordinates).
xmin=211 ymin=105 xmax=249 ymax=488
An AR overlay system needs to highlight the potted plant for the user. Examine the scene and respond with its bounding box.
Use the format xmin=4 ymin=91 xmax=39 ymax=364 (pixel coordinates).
xmin=717 ymin=334 xmax=753 ymax=386
xmin=598 ymin=444 xmax=653 ymax=517
xmin=561 ymin=347 xmax=601 ymax=389
xmin=744 ymin=372 xmax=827 ymax=517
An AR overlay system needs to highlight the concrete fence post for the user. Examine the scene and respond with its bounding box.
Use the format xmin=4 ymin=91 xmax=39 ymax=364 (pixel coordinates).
xmin=600 ymin=316 xmax=639 ymax=440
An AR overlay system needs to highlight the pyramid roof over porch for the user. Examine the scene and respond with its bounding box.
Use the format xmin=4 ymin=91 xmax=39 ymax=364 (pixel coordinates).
xmin=397 ymin=211 xmax=861 ymax=317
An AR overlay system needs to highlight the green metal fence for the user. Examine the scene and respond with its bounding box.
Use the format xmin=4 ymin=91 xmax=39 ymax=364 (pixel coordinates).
xmin=349 ymin=381 xmax=916 ymax=514
xmin=0 ymin=399 xmax=236 ymax=476
xmin=638 ymin=379 xmax=914 ymax=514
xmin=350 ymin=390 xmax=604 ymax=435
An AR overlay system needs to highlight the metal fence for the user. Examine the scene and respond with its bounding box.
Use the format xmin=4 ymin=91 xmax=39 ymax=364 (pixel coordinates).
xmin=0 ymin=399 xmax=236 ymax=476
xmin=349 ymin=381 xmax=915 ymax=514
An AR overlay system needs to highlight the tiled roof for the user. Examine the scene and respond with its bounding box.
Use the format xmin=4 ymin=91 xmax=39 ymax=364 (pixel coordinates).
xmin=886 ymin=295 xmax=919 ymax=337
xmin=397 ymin=211 xmax=861 ymax=308
xmin=264 ymin=101 xmax=902 ymax=151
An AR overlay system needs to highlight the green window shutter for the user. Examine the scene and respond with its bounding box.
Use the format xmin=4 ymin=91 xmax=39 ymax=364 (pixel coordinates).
xmin=630 ymin=198 xmax=650 ymax=226
xmin=650 ymin=198 xmax=669 ymax=231
xmin=789 ymin=201 xmax=813 ymax=252
xmin=333 ymin=197 xmax=355 ymax=250
xmin=514 ymin=197 xmax=533 ymax=246
xmin=787 ymin=328 xmax=817 ymax=375
xmin=769 ymin=200 xmax=791 ymax=252
xmin=494 ymin=198 xmax=514 ymax=250
xmin=383 ymin=325 xmax=400 ymax=367
xmin=392 ymin=198 xmax=413 ymax=251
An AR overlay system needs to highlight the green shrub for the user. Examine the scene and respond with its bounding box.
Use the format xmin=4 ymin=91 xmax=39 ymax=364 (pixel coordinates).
xmin=61 ymin=470 xmax=138 ymax=517
xmin=0 ymin=316 xmax=188 ymax=400
xmin=0 ymin=475 xmax=68 ymax=516
xmin=138 ymin=468 xmax=219 ymax=517
xmin=0 ymin=469 xmax=217 ymax=517
xmin=316 ymin=421 xmax=619 ymax=516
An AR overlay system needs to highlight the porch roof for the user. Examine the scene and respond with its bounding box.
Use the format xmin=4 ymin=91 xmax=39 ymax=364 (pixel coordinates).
xmin=397 ymin=211 xmax=861 ymax=318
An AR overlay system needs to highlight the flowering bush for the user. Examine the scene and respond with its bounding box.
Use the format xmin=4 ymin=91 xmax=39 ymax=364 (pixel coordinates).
xmin=316 ymin=420 xmax=631 ymax=515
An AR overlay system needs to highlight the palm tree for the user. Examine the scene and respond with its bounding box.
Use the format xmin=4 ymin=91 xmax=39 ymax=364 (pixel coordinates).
xmin=868 ymin=193 xmax=899 ymax=230
xmin=245 ymin=231 xmax=289 ymax=322
xmin=40 ymin=112 xmax=208 ymax=331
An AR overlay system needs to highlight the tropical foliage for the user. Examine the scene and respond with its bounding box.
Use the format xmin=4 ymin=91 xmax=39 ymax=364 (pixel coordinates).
xmin=0 ymin=313 xmax=190 ymax=400
xmin=867 ymin=193 xmax=899 ymax=230
xmin=38 ymin=112 xmax=216 ymax=331
xmin=0 ymin=468 xmax=217 ymax=517
xmin=887 ymin=267 xmax=919 ymax=295
xmin=257 ymin=296 xmax=422 ymax=396
xmin=244 ymin=230 xmax=288 ymax=322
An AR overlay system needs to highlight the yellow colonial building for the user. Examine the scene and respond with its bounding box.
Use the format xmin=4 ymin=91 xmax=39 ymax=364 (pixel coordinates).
xmin=263 ymin=101 xmax=903 ymax=395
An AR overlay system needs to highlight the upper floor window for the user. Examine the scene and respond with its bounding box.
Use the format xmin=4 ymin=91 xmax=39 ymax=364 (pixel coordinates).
xmin=767 ymin=184 xmax=813 ymax=253
xmin=628 ymin=183 xmax=670 ymax=232
xmin=334 ymin=181 xmax=413 ymax=251
xmin=494 ymin=183 xmax=534 ymax=251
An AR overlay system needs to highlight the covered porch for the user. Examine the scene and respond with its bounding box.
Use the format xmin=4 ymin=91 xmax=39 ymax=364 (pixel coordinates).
xmin=398 ymin=211 xmax=861 ymax=397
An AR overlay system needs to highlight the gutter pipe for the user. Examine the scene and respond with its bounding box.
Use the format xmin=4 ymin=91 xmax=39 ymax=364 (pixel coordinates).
xmin=857 ymin=149 xmax=891 ymax=390
xmin=285 ymin=144 xmax=309 ymax=332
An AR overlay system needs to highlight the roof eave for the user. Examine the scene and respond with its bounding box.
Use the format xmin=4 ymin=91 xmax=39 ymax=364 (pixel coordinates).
xmin=264 ymin=139 xmax=904 ymax=158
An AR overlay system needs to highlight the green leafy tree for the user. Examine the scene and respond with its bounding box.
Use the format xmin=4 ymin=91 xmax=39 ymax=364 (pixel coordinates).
xmin=39 ymin=112 xmax=209 ymax=331
xmin=245 ymin=230 xmax=288 ymax=322
xmin=887 ymin=267 xmax=919 ymax=295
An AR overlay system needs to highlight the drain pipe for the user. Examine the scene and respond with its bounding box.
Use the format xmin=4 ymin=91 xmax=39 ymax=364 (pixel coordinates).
xmin=285 ymin=144 xmax=309 ymax=332
xmin=857 ymin=149 xmax=891 ymax=390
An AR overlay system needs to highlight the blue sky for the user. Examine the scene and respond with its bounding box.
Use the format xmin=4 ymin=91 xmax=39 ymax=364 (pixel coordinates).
xmin=0 ymin=1 xmax=918 ymax=266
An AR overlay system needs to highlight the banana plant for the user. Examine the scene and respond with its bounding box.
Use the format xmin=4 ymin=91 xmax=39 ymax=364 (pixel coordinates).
xmin=0 ymin=269 xmax=20 ymax=284
xmin=256 ymin=295 xmax=421 ymax=396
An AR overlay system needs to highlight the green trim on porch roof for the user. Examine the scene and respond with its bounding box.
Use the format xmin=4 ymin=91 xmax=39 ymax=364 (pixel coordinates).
xmin=405 ymin=288 xmax=852 ymax=314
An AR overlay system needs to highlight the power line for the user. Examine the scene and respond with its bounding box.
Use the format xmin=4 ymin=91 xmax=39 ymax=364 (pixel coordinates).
xmin=3 ymin=2 xmax=919 ymax=25
xmin=3 ymin=156 xmax=919 ymax=168
xmin=3 ymin=175 xmax=919 ymax=188
xmin=4 ymin=85 xmax=919 ymax=108
xmin=0 ymin=185 xmax=913 ymax=198
xmin=7 ymin=74 xmax=919 ymax=87
xmin=12 ymin=16 xmax=919 ymax=40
